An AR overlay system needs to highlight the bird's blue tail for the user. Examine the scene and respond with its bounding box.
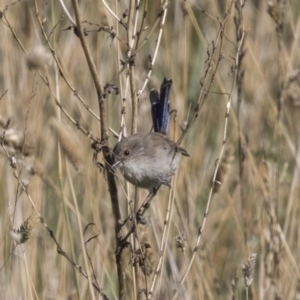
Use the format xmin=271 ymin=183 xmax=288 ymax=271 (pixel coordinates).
xmin=150 ymin=78 xmax=172 ymax=135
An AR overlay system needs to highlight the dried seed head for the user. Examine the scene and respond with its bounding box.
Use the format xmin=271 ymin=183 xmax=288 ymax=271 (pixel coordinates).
xmin=10 ymin=214 xmax=39 ymax=244
xmin=50 ymin=119 xmax=85 ymax=173
xmin=267 ymin=1 xmax=281 ymax=25
xmin=132 ymin=242 xmax=155 ymax=276
xmin=242 ymin=253 xmax=257 ymax=288
xmin=213 ymin=144 xmax=234 ymax=193
xmin=27 ymin=45 xmax=53 ymax=71
xmin=284 ymin=69 xmax=300 ymax=107
xmin=0 ymin=116 xmax=34 ymax=157
xmin=132 ymin=225 xmax=156 ymax=276
xmin=283 ymin=69 xmax=300 ymax=134
xmin=175 ymin=231 xmax=186 ymax=254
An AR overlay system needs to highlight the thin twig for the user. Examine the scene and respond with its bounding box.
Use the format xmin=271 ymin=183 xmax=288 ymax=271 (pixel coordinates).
xmin=138 ymin=0 xmax=170 ymax=96
xmin=0 ymin=89 xmax=8 ymax=100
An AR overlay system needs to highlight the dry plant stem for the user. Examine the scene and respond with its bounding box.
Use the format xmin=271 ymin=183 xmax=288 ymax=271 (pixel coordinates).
xmin=113 ymin=1 xmax=126 ymax=138
xmin=70 ymin=0 xmax=125 ymax=298
xmin=102 ymin=0 xmax=125 ymax=27
xmin=84 ymin=242 xmax=101 ymax=293
xmin=14 ymin=83 xmax=40 ymax=300
xmin=58 ymin=0 xmax=76 ymax=25
xmin=138 ymin=0 xmax=170 ymax=95
xmin=132 ymin=16 xmax=160 ymax=58
xmin=113 ymin=3 xmax=135 ymax=297
xmin=274 ymin=0 xmax=286 ymax=219
xmin=129 ymin=61 xmax=138 ymax=132
xmin=234 ymin=0 xmax=247 ymax=242
xmin=21 ymin=248 xmax=36 ymax=300
xmin=58 ymin=177 xmax=81 ymax=297
xmin=116 ymin=0 xmax=140 ymax=136
xmin=276 ymin=224 xmax=300 ymax=279
xmin=127 ymin=0 xmax=139 ymax=135
xmin=172 ymin=32 xmax=245 ymax=300
xmin=56 ymin=120 xmax=82 ymax=297
xmin=147 ymin=178 xmax=177 ymax=299
xmin=149 ymin=113 xmax=180 ymax=298
xmin=126 ymin=0 xmax=139 ymax=249
xmin=182 ymin=1 xmax=206 ymax=46
xmin=283 ymin=137 xmax=300 ymax=234
xmin=135 ymin=0 xmax=148 ymax=49
xmin=67 ymin=165 xmax=96 ymax=300
xmin=177 ymin=0 xmax=234 ymax=145
xmin=13 ymin=82 xmax=35 ymax=224
xmin=0 ymin=89 xmax=8 ymax=100
xmin=54 ymin=45 xmax=80 ymax=298
xmin=108 ymin=15 xmax=161 ymax=85
xmin=127 ymin=1 xmax=139 ymax=297
xmin=137 ymin=192 xmax=156 ymax=217
xmin=111 ymin=8 xmax=142 ymax=295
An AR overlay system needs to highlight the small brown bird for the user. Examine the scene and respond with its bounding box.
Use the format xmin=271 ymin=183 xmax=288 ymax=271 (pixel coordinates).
xmin=113 ymin=132 xmax=189 ymax=192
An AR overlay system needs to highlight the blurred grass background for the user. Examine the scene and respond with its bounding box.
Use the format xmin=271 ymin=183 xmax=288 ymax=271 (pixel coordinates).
xmin=1 ymin=0 xmax=300 ymax=299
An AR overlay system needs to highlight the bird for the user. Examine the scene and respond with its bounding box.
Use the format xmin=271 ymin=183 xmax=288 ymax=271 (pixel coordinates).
xmin=113 ymin=78 xmax=188 ymax=192
xmin=112 ymin=131 xmax=189 ymax=192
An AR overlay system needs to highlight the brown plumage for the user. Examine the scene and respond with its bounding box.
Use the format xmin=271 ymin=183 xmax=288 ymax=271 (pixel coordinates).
xmin=113 ymin=132 xmax=189 ymax=191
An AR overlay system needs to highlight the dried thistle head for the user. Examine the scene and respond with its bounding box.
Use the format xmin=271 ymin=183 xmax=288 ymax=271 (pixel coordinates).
xmin=10 ymin=214 xmax=39 ymax=244
xmin=50 ymin=119 xmax=85 ymax=173
xmin=242 ymin=253 xmax=257 ymax=288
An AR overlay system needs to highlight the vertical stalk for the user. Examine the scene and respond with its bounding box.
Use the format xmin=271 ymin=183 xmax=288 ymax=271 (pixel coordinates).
xmin=71 ymin=0 xmax=125 ymax=298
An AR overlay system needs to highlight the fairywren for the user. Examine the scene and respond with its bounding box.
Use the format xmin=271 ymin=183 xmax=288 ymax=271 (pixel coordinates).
xmin=113 ymin=132 xmax=189 ymax=191
xmin=113 ymin=78 xmax=189 ymax=192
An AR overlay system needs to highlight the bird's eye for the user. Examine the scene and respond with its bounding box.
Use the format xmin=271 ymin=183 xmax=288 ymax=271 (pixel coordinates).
xmin=124 ymin=150 xmax=130 ymax=156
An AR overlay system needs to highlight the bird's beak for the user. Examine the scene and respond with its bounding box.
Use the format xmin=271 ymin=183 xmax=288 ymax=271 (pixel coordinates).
xmin=112 ymin=160 xmax=121 ymax=168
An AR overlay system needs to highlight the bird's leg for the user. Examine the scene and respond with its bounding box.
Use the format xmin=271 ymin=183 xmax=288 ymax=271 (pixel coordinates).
xmin=136 ymin=185 xmax=160 ymax=224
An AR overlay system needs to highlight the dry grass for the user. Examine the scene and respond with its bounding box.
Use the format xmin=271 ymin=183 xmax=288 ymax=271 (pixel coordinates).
xmin=0 ymin=0 xmax=300 ymax=299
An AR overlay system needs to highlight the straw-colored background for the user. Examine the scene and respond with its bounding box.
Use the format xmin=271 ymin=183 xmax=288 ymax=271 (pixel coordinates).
xmin=0 ymin=0 xmax=300 ymax=299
